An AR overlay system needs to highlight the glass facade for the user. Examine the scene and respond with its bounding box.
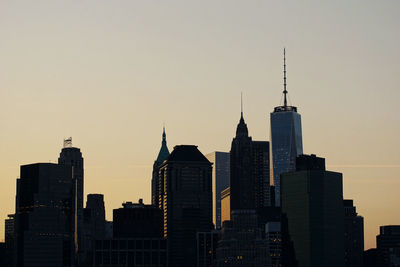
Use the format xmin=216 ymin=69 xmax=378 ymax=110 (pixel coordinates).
xmin=270 ymin=108 xmax=303 ymax=206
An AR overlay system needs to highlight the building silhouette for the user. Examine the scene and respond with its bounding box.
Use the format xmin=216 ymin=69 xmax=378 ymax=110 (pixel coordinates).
xmin=205 ymin=151 xmax=230 ymax=230
xmin=215 ymin=210 xmax=270 ymax=267
xmin=152 ymin=127 xmax=170 ymax=210
xmin=377 ymin=225 xmax=400 ymax=267
xmin=220 ymin=187 xmax=231 ymax=225
xmin=344 ymin=199 xmax=364 ymax=267
xmin=270 ymin=49 xmax=303 ymax=206
xmin=113 ymin=199 xmax=163 ymax=239
xmin=159 ymin=145 xmax=213 ymax=267
xmin=82 ymin=194 xmax=106 ymax=266
xmin=58 ymin=138 xmax=84 ymax=264
xmin=15 ymin=163 xmax=74 ymax=267
xmin=281 ymin=154 xmax=344 ymax=267
xmin=230 ymin=111 xmax=254 ymax=211
xmin=4 ymin=214 xmax=14 ymax=267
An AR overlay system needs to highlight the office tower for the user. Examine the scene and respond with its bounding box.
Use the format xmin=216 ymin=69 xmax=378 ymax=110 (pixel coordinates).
xmin=15 ymin=163 xmax=73 ymax=267
xmin=206 ymin=151 xmax=230 ymax=229
xmin=58 ymin=138 xmax=84 ymax=262
xmin=252 ymin=141 xmax=271 ymax=207
xmin=85 ymin=194 xmax=106 ymax=239
xmin=270 ymin=49 xmax=303 ymax=206
xmin=4 ymin=214 xmax=14 ymax=267
xmin=220 ymin=187 xmax=231 ymax=225
xmin=281 ymin=154 xmax=344 ymax=267
xmin=82 ymin=194 xmax=106 ymax=266
xmin=113 ymin=199 xmax=163 ymax=238
xmin=230 ymin=110 xmax=254 ymax=210
xmin=159 ymin=145 xmax=213 ymax=267
xmin=197 ymin=230 xmax=219 ymax=267
xmin=376 ymin=225 xmax=400 ymax=267
xmin=344 ymin=199 xmax=364 ymax=267
xmin=266 ymin=222 xmax=282 ymax=267
xmin=152 ymin=127 xmax=170 ymax=208
xmin=215 ymin=210 xmax=270 ymax=267
xmin=230 ymin=107 xmax=271 ymax=211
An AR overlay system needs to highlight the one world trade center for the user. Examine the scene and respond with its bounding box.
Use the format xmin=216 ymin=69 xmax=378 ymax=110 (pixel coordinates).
xmin=270 ymin=49 xmax=303 ymax=206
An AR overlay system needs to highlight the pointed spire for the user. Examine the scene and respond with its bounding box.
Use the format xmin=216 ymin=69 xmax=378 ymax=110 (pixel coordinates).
xmin=241 ymin=91 xmax=243 ymax=118
xmin=283 ymin=48 xmax=288 ymax=107
xmin=156 ymin=125 xmax=170 ymax=164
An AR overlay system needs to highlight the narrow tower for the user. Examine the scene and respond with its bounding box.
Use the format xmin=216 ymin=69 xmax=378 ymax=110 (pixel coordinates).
xmin=152 ymin=127 xmax=170 ymax=208
xmin=270 ymin=49 xmax=303 ymax=206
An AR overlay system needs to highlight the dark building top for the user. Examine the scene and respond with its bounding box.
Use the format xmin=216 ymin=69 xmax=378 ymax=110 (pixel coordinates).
xmin=236 ymin=113 xmax=249 ymax=138
xmin=380 ymin=225 xmax=400 ymax=235
xmin=296 ymin=154 xmax=326 ymax=171
xmin=155 ymin=127 xmax=170 ymax=164
xmin=166 ymin=145 xmax=210 ymax=163
xmin=113 ymin=199 xmax=163 ymax=238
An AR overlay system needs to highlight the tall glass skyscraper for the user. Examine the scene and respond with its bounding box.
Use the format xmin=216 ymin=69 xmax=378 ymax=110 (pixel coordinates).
xmin=270 ymin=49 xmax=303 ymax=206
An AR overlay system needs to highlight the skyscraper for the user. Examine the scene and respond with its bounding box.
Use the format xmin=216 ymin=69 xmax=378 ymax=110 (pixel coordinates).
xmin=270 ymin=49 xmax=303 ymax=206
xmin=58 ymin=138 xmax=84 ymax=264
xmin=230 ymin=111 xmax=254 ymax=210
xmin=281 ymin=154 xmax=344 ymax=267
xmin=159 ymin=145 xmax=213 ymax=267
xmin=376 ymin=225 xmax=400 ymax=267
xmin=15 ymin=163 xmax=74 ymax=267
xmin=205 ymin=151 xmax=230 ymax=229
xmin=344 ymin=199 xmax=364 ymax=267
xmin=152 ymin=127 xmax=170 ymax=209
xmin=230 ymin=107 xmax=271 ymax=211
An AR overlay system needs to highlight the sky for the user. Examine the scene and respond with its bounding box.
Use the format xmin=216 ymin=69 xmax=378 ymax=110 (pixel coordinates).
xmin=0 ymin=0 xmax=399 ymax=249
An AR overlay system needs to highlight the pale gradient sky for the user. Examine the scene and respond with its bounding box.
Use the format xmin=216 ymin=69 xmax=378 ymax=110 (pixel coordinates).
xmin=0 ymin=0 xmax=399 ymax=249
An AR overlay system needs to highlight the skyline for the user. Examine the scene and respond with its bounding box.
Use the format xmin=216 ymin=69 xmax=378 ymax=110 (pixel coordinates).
xmin=1 ymin=0 xmax=400 ymax=251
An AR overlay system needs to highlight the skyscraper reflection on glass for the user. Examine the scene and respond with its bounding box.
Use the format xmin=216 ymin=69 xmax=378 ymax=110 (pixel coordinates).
xmin=270 ymin=49 xmax=303 ymax=206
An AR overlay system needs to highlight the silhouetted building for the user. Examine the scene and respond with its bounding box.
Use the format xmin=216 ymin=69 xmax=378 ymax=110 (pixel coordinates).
xmin=230 ymin=111 xmax=254 ymax=210
xmin=252 ymin=141 xmax=271 ymax=207
xmin=270 ymin=49 xmax=303 ymax=206
xmin=15 ymin=163 xmax=74 ymax=267
xmin=281 ymin=154 xmax=344 ymax=267
xmin=152 ymin=127 xmax=170 ymax=209
xmin=363 ymin=248 xmax=381 ymax=267
xmin=266 ymin=222 xmax=281 ymax=267
xmin=377 ymin=225 xmax=400 ymax=267
xmin=0 ymin=242 xmax=6 ymax=266
xmin=230 ymin=110 xmax=271 ymax=211
xmin=197 ymin=230 xmax=219 ymax=267
xmin=113 ymin=199 xmax=163 ymax=239
xmin=206 ymin=152 xmax=230 ymax=229
xmin=159 ymin=145 xmax=213 ymax=267
xmin=215 ymin=210 xmax=270 ymax=267
xmin=344 ymin=199 xmax=364 ymax=267
xmin=58 ymin=138 xmax=84 ymax=264
xmin=93 ymin=238 xmax=167 ymax=267
xmin=82 ymin=194 xmax=106 ymax=266
xmin=5 ymin=214 xmax=14 ymax=267
xmin=220 ymin=187 xmax=231 ymax=225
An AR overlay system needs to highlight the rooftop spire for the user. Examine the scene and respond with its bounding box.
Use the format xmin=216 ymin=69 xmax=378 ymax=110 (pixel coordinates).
xmin=156 ymin=126 xmax=169 ymax=164
xmin=283 ymin=48 xmax=288 ymax=107
xmin=241 ymin=92 xmax=243 ymax=118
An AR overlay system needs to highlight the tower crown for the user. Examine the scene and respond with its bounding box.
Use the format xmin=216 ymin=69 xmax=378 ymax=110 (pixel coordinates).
xmin=156 ymin=127 xmax=170 ymax=164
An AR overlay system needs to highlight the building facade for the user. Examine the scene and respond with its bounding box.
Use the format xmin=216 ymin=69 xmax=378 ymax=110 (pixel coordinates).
xmin=113 ymin=199 xmax=163 ymax=239
xmin=205 ymin=151 xmax=230 ymax=230
xmin=58 ymin=140 xmax=84 ymax=263
xmin=280 ymin=154 xmax=344 ymax=267
xmin=152 ymin=127 xmax=170 ymax=209
xmin=377 ymin=225 xmax=400 ymax=267
xmin=15 ymin=163 xmax=74 ymax=267
xmin=344 ymin=199 xmax=364 ymax=267
xmin=159 ymin=145 xmax=213 ymax=267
